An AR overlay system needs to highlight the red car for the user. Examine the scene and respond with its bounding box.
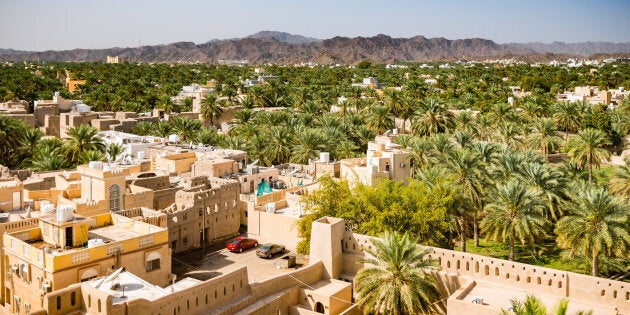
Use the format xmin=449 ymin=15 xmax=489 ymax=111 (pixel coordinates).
xmin=226 ymin=237 xmax=258 ymax=253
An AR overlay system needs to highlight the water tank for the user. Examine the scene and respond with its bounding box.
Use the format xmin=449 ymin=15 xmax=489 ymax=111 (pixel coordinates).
xmin=168 ymin=134 xmax=181 ymax=143
xmin=137 ymin=151 xmax=146 ymax=159
xmin=89 ymin=161 xmax=103 ymax=169
xmin=392 ymin=128 xmax=398 ymax=135
xmin=87 ymin=239 xmax=104 ymax=248
xmin=56 ymin=206 xmax=74 ymax=222
xmin=320 ymin=152 xmax=330 ymax=163
xmin=266 ymin=203 xmax=276 ymax=213
xmin=76 ymin=104 xmax=91 ymax=113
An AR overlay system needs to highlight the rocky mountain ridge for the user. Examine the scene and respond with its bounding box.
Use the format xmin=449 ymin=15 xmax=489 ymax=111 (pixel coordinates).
xmin=1 ymin=32 xmax=628 ymax=64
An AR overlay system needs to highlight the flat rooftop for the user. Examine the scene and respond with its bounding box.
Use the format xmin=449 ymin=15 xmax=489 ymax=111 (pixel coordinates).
xmin=309 ymin=279 xmax=351 ymax=296
xmin=0 ymin=179 xmax=21 ymax=188
xmin=88 ymin=225 xmax=143 ymax=242
xmin=88 ymin=271 xmax=171 ymax=304
xmin=459 ymin=281 xmax=618 ymax=314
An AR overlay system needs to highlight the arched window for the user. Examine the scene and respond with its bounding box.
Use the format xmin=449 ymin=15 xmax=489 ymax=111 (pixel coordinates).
xmin=109 ymin=184 xmax=121 ymax=211
xmin=146 ymin=252 xmax=161 ymax=272
xmin=315 ymin=302 xmax=325 ymax=313
xmin=81 ymin=269 xmax=99 ymax=282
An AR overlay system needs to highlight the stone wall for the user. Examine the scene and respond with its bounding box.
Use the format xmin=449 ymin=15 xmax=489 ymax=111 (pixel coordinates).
xmin=339 ymin=231 xmax=630 ymax=313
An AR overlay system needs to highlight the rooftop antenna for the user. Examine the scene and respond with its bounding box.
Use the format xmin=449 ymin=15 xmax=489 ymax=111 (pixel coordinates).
xmin=94 ymin=267 xmax=125 ymax=289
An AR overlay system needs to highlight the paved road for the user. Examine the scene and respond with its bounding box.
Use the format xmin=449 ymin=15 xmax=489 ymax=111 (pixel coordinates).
xmin=171 ymin=243 xmax=299 ymax=283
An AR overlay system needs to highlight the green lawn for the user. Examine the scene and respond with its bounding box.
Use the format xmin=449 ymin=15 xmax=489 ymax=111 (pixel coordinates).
xmin=453 ymin=238 xmax=585 ymax=274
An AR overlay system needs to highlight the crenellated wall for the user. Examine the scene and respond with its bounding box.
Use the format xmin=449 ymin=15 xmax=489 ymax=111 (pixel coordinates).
xmin=339 ymin=231 xmax=630 ymax=313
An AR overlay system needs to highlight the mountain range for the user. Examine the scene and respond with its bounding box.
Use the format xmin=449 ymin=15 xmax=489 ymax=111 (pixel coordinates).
xmin=1 ymin=31 xmax=628 ymax=64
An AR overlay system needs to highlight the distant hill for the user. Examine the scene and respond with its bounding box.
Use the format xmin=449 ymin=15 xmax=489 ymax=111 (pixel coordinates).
xmin=1 ymin=33 xmax=629 ymax=64
xmin=507 ymin=41 xmax=630 ymax=56
xmin=245 ymin=31 xmax=320 ymax=44
xmin=0 ymin=48 xmax=28 ymax=55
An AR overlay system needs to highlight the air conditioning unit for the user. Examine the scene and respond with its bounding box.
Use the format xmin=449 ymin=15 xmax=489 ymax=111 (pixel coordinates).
xmin=41 ymin=283 xmax=51 ymax=293
xmin=399 ymin=162 xmax=407 ymax=168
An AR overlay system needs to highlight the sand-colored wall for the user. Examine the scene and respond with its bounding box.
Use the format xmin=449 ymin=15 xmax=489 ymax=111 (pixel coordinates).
xmin=340 ymin=231 xmax=630 ymax=313
xmin=0 ymin=180 xmax=23 ymax=211
xmin=247 ymin=208 xmax=301 ymax=251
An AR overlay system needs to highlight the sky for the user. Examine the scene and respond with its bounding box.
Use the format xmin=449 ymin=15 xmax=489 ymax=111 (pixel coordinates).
xmin=1 ymin=0 xmax=629 ymax=51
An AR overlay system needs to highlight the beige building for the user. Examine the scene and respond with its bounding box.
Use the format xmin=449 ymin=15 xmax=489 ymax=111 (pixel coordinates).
xmin=556 ymin=85 xmax=628 ymax=105
xmin=0 ymin=179 xmax=23 ymax=212
xmin=163 ymin=176 xmax=241 ymax=254
xmin=340 ymin=134 xmax=410 ymax=186
xmin=3 ymin=211 xmax=171 ymax=314
xmin=29 ymin=260 xmax=353 ymax=315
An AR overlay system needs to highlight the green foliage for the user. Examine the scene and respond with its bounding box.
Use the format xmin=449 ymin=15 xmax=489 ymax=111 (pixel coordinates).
xmin=502 ymin=294 xmax=592 ymax=315
xmin=355 ymin=231 xmax=439 ymax=315
xmin=357 ymin=60 xmax=372 ymax=69
xmin=555 ymin=184 xmax=630 ymax=276
xmin=296 ymin=176 xmax=454 ymax=254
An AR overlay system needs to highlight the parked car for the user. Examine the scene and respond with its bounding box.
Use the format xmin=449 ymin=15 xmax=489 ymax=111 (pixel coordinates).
xmin=226 ymin=237 xmax=258 ymax=253
xmin=256 ymin=243 xmax=285 ymax=258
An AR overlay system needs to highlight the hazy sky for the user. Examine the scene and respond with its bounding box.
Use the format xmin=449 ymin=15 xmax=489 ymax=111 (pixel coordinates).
xmin=2 ymin=0 xmax=629 ymax=51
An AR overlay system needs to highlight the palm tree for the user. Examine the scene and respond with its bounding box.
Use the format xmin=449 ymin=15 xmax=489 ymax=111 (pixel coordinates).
xmin=105 ymin=143 xmax=125 ymax=163
xmin=444 ymin=149 xmax=484 ymax=252
xmin=609 ymin=164 xmax=630 ymax=200
xmin=355 ymin=231 xmax=439 ymax=315
xmin=32 ymin=153 xmax=69 ymax=172
xmin=553 ymin=102 xmax=580 ymax=143
xmin=482 ymin=180 xmax=549 ymax=261
xmin=153 ymin=121 xmax=172 ymax=138
xmin=556 ymin=186 xmax=630 ymax=277
xmin=334 ymin=140 xmax=358 ymax=160
xmin=18 ymin=128 xmax=43 ymax=167
xmin=262 ymin=126 xmax=292 ymax=165
xmin=490 ymin=102 xmax=517 ymax=125
xmin=196 ymin=128 xmax=220 ymax=146
xmin=565 ymin=128 xmax=611 ymax=183
xmin=493 ymin=121 xmax=522 ymax=149
xmin=519 ymin=162 xmax=569 ymax=221
xmin=78 ymin=149 xmax=106 ymax=164
xmin=158 ymin=95 xmax=177 ymax=114
xmin=291 ymin=129 xmax=325 ymax=164
xmin=170 ymin=116 xmax=202 ymax=142
xmin=200 ymin=93 xmax=222 ymax=127
xmin=525 ymin=118 xmax=563 ymax=157
xmin=132 ymin=121 xmax=153 ymax=136
xmin=364 ymin=104 xmax=394 ymax=134
xmin=179 ymin=97 xmax=193 ymax=112
xmin=502 ymin=294 xmax=593 ymax=315
xmin=411 ymin=98 xmax=453 ymax=136
xmin=65 ymin=124 xmax=105 ymax=164
xmin=406 ymin=138 xmax=434 ymax=173
xmin=0 ymin=115 xmax=31 ymax=167
xmin=502 ymin=294 xmax=546 ymax=315
xmin=233 ymin=109 xmax=254 ymax=124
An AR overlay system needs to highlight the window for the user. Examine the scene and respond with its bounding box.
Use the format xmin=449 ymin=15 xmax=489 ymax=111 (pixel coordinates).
xmin=71 ymin=292 xmax=76 ymax=306
xmin=146 ymin=252 xmax=162 ymax=272
xmin=146 ymin=258 xmax=161 ymax=272
xmin=109 ymin=184 xmax=121 ymax=211
xmin=56 ymin=296 xmax=61 ymax=310
xmin=25 ymin=302 xmax=30 ymax=313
